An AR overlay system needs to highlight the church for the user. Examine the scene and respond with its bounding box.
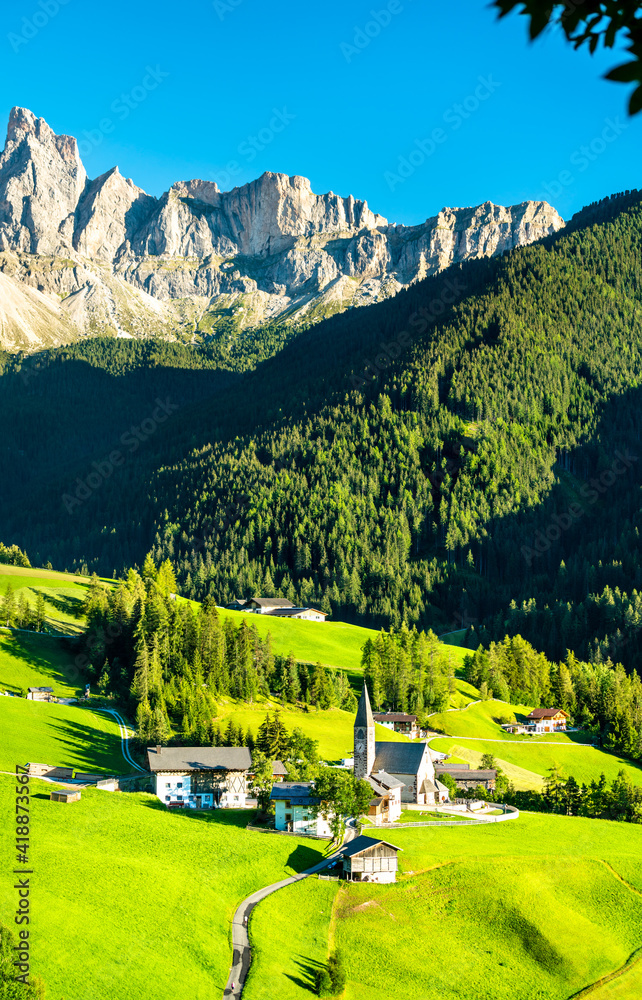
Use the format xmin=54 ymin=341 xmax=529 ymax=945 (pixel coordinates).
xmin=354 ymin=684 xmax=448 ymax=815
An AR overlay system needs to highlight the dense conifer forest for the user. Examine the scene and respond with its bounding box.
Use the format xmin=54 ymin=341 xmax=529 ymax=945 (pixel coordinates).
xmin=1 ymin=190 xmax=642 ymax=675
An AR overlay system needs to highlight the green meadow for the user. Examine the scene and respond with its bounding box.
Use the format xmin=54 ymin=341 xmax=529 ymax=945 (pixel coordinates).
xmin=213 ymin=698 xmax=409 ymax=760
xmin=0 ymin=776 xmax=324 ymax=1000
xmin=0 ymin=696 xmax=129 ymax=774
xmin=0 ymin=631 xmax=84 ymax=697
xmin=245 ymin=813 xmax=642 ymax=1000
xmin=430 ymin=735 xmax=642 ymax=790
xmin=0 ymin=565 xmax=96 ymax=634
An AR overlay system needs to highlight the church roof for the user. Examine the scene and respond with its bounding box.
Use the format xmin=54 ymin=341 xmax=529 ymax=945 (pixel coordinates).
xmin=355 ymin=683 xmax=375 ymax=730
xmin=373 ymin=741 xmax=427 ymax=776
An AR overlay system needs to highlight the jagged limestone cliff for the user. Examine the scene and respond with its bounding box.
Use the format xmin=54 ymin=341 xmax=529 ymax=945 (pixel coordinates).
xmin=0 ymin=107 xmax=565 ymax=351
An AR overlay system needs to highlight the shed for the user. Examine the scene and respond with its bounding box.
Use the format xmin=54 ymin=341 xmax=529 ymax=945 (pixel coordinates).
xmin=339 ymin=835 xmax=402 ymax=884
xmin=50 ymin=789 xmax=81 ymax=803
xmin=27 ymin=687 xmax=54 ymax=701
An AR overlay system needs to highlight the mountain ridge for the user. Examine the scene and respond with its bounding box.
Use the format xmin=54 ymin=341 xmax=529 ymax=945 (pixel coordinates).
xmin=0 ymin=106 xmax=564 ymax=351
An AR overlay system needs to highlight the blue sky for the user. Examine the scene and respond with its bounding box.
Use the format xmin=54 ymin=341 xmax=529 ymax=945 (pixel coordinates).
xmin=2 ymin=0 xmax=639 ymax=225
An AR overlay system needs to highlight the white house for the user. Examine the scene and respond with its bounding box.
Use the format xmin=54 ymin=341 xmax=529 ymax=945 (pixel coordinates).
xmin=147 ymin=746 xmax=252 ymax=809
xmin=366 ymin=770 xmax=404 ymax=824
xmin=270 ymin=782 xmax=333 ymax=837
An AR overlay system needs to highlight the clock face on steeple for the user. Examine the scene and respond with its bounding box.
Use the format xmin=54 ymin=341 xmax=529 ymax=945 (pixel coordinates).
xmin=355 ymin=741 xmax=365 ymax=753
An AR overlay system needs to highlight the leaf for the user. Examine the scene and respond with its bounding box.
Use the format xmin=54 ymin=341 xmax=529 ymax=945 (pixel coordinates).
xmin=605 ymin=60 xmax=641 ymax=83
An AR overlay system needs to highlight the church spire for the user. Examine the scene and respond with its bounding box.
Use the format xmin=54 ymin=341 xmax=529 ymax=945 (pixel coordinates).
xmin=354 ymin=682 xmax=375 ymax=779
xmin=355 ymin=682 xmax=374 ymax=729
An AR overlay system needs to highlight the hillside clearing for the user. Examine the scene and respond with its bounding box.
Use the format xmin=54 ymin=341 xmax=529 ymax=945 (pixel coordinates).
xmin=0 ymin=777 xmax=322 ymax=1000
xmin=0 ymin=697 xmax=131 ymax=774
xmin=431 ymin=736 xmax=642 ymax=790
xmin=245 ymin=812 xmax=642 ymax=999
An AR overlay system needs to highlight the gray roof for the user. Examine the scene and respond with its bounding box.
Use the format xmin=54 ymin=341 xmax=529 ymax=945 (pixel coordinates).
xmin=422 ymin=778 xmax=439 ymax=794
xmin=436 ymin=762 xmax=470 ymax=770
xmin=272 ymin=760 xmax=289 ymax=775
xmin=370 ymin=769 xmax=405 ymax=790
xmin=339 ymin=835 xmax=402 ymax=858
xmin=147 ymin=746 xmax=251 ymax=772
xmin=373 ymin=741 xmax=428 ymax=776
xmin=249 ymin=597 xmax=294 ymax=608
xmin=28 ymin=686 xmax=53 ymax=692
xmin=270 ymin=782 xmax=318 ymax=805
xmin=355 ymin=684 xmax=375 ymax=730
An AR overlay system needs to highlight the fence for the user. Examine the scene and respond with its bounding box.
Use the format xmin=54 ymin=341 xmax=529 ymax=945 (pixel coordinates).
xmin=377 ymin=806 xmax=519 ymax=830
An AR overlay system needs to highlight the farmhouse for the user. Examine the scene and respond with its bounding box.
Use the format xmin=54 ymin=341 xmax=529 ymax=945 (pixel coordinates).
xmin=147 ymin=746 xmax=252 ymax=809
xmin=271 ymin=760 xmax=289 ymax=782
xmin=365 ymin=770 xmax=404 ymax=824
xmin=372 ymin=712 xmax=418 ymax=738
xmin=226 ymin=596 xmax=329 ymax=621
xmin=27 ymin=687 xmax=54 ymax=701
xmin=338 ymin=835 xmax=402 ymax=884
xmin=270 ymin=781 xmax=332 ymax=837
xmin=354 ymin=685 xmax=445 ymax=805
xmin=526 ymin=708 xmax=570 ymax=733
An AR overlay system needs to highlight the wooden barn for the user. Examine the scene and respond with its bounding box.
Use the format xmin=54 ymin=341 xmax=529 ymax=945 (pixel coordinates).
xmin=339 ymin=835 xmax=402 ymax=884
xmin=50 ymin=789 xmax=81 ymax=803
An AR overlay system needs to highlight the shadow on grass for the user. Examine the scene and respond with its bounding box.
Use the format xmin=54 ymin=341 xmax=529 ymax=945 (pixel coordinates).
xmin=285 ymin=955 xmax=325 ymax=992
xmin=0 ymin=631 xmax=84 ymax=693
xmin=28 ymin=587 xmax=85 ymax=622
xmin=287 ymin=844 xmax=325 ymax=872
xmin=139 ymin=800 xmax=260 ymax=829
xmin=45 ymin=714 xmax=125 ymax=772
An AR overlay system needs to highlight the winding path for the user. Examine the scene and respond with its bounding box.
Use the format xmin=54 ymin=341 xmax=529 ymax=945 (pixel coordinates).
xmin=223 ymin=825 xmax=358 ymax=997
xmin=96 ymin=708 xmax=147 ymax=773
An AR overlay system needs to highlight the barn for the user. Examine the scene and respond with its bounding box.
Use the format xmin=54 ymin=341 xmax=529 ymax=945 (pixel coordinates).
xmin=338 ymin=835 xmax=402 ymax=884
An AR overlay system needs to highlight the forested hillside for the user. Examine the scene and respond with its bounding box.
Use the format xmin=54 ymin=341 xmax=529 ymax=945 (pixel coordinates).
xmin=1 ymin=190 xmax=642 ymax=672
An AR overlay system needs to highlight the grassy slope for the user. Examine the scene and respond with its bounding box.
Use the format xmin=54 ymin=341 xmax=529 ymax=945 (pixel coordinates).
xmin=0 ymin=776 xmax=325 ymax=1000
xmin=0 ymin=566 xmax=95 ymax=633
xmin=0 ymin=697 xmax=129 ymax=774
xmin=247 ymin=813 xmax=642 ymax=1000
xmin=430 ymin=735 xmax=642 ymax=791
xmin=428 ymin=698 xmax=537 ymax=739
xmin=213 ymin=698 xmax=409 ymax=761
xmin=244 ymin=879 xmax=338 ymax=999
xmin=0 ymin=631 xmax=84 ymax=697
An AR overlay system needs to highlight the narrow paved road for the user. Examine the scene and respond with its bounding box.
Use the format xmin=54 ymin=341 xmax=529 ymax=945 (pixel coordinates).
xmin=96 ymin=708 xmax=147 ymax=773
xmin=223 ymin=823 xmax=358 ymax=996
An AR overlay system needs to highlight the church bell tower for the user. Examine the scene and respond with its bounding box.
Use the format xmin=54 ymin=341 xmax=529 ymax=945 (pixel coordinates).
xmin=354 ymin=683 xmax=375 ymax=779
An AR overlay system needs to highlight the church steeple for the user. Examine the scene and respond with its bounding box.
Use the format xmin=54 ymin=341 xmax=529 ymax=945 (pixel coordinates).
xmin=354 ymin=683 xmax=375 ymax=779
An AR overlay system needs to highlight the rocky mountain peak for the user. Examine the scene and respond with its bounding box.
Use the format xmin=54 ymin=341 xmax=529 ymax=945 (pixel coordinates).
xmin=0 ymin=107 xmax=565 ymax=351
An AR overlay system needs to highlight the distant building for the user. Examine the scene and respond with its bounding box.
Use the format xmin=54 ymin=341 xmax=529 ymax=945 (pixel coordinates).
xmin=365 ymin=770 xmax=404 ymax=824
xmin=27 ymin=687 xmax=54 ymax=701
xmin=271 ymin=760 xmax=289 ymax=782
xmin=270 ymin=781 xmax=332 ymax=837
xmin=525 ymin=708 xmax=570 ymax=733
xmin=338 ymin=835 xmax=402 ymax=884
xmin=435 ymin=766 xmax=496 ymax=792
xmin=225 ymin=597 xmax=329 ymax=621
xmin=50 ymin=789 xmax=81 ymax=803
xmin=147 ymin=746 xmax=252 ymax=809
xmin=373 ymin=712 xmax=418 ymax=738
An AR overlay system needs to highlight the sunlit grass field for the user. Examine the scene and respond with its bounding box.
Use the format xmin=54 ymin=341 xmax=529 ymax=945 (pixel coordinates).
xmin=0 ymin=631 xmax=83 ymax=697
xmin=430 ymin=735 xmax=642 ymax=790
xmin=0 ymin=776 xmax=323 ymax=1000
xmin=0 ymin=696 xmax=128 ymax=774
xmin=245 ymin=813 xmax=642 ymax=1000
xmin=213 ymin=698 xmax=409 ymax=760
